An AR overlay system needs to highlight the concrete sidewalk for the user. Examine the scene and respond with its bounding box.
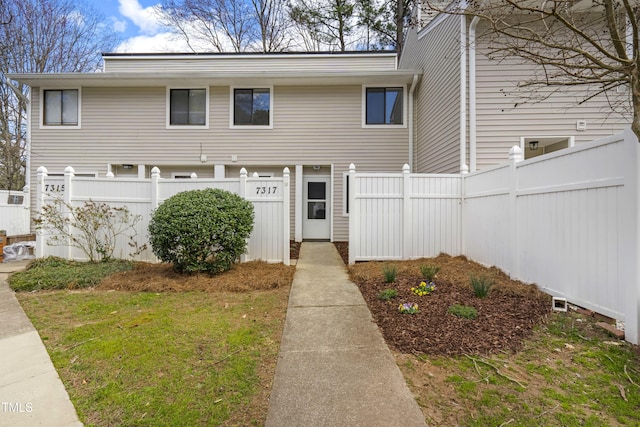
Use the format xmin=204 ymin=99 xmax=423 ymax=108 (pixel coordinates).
xmin=265 ymin=242 xmax=427 ymax=427
xmin=0 ymin=261 xmax=83 ymax=427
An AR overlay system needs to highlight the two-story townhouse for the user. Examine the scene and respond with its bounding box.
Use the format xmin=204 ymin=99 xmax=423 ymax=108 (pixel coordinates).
xmin=9 ymin=52 xmax=421 ymax=242
xmin=399 ymin=2 xmax=631 ymax=174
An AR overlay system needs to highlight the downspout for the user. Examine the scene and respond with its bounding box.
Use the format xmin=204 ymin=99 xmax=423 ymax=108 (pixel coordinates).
xmin=469 ymin=15 xmax=480 ymax=172
xmin=459 ymin=15 xmax=467 ymax=173
xmin=408 ymin=74 xmax=419 ymax=171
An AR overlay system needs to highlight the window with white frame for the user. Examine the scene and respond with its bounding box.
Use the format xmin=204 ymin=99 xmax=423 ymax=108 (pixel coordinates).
xmin=43 ymin=89 xmax=79 ymax=126
xmin=232 ymin=87 xmax=272 ymax=127
xmin=168 ymin=88 xmax=208 ymax=126
xmin=364 ymin=87 xmax=404 ymax=125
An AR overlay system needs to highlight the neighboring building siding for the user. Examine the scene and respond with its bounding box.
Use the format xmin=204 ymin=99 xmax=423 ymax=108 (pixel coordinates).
xmin=400 ymin=14 xmax=462 ymax=173
xmin=30 ymin=84 xmax=409 ymax=241
xmin=103 ymin=53 xmax=398 ymax=73
xmin=473 ymin=36 xmax=630 ymax=168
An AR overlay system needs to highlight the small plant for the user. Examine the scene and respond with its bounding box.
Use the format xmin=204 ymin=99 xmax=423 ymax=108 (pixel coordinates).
xmin=35 ymin=198 xmax=146 ymax=262
xmin=411 ymin=281 xmax=436 ymax=296
xmin=377 ymin=288 xmax=398 ymax=301
xmin=420 ymin=264 xmax=440 ymax=281
xmin=382 ymin=264 xmax=398 ymax=283
xmin=398 ymin=302 xmax=419 ymax=314
xmin=448 ymin=304 xmax=477 ymax=319
xmin=470 ymin=274 xmax=494 ymax=298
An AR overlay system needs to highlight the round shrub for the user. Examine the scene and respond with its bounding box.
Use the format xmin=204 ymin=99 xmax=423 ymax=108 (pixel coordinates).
xmin=148 ymin=188 xmax=254 ymax=274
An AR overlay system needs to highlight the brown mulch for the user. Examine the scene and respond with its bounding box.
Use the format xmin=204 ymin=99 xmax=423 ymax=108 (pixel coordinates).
xmin=337 ymin=243 xmax=551 ymax=356
xmin=98 ymin=260 xmax=295 ymax=293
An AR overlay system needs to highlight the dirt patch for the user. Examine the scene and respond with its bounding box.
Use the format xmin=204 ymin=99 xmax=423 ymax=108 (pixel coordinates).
xmin=98 ymin=260 xmax=295 ymax=293
xmin=345 ymin=251 xmax=551 ymax=356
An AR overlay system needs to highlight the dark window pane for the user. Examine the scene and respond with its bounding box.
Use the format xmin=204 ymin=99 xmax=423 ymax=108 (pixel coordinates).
xmin=366 ymin=88 xmax=385 ymax=124
xmin=308 ymin=202 xmax=326 ymax=219
xmin=387 ymin=88 xmax=403 ymax=124
xmin=170 ymin=89 xmax=189 ymax=125
xmin=234 ymin=89 xmax=253 ymax=125
xmin=253 ymin=89 xmax=270 ymax=125
xmin=345 ymin=175 xmax=349 ymax=214
xmin=189 ymin=89 xmax=206 ymax=125
xmin=308 ymin=182 xmax=326 ymax=200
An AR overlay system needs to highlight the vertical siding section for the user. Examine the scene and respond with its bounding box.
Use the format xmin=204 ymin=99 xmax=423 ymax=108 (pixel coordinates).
xmin=400 ymin=14 xmax=462 ymax=173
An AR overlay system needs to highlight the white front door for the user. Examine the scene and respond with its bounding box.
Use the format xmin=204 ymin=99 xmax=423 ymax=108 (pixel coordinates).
xmin=303 ymin=176 xmax=330 ymax=239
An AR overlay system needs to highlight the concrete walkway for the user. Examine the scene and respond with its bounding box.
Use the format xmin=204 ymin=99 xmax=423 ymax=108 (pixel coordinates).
xmin=265 ymin=242 xmax=427 ymax=427
xmin=0 ymin=261 xmax=82 ymax=427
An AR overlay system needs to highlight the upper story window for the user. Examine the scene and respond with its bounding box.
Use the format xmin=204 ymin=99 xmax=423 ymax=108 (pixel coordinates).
xmin=169 ymin=88 xmax=207 ymax=126
xmin=43 ymin=89 xmax=79 ymax=126
xmin=365 ymin=87 xmax=404 ymax=125
xmin=232 ymin=87 xmax=272 ymax=128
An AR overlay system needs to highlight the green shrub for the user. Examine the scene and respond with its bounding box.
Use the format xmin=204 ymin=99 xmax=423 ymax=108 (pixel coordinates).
xmin=470 ymin=274 xmax=494 ymax=298
xmin=9 ymin=257 xmax=134 ymax=291
xmin=382 ymin=264 xmax=398 ymax=283
xmin=448 ymin=304 xmax=477 ymax=319
xmin=420 ymin=264 xmax=440 ymax=281
xmin=148 ymin=188 xmax=254 ymax=274
xmin=377 ymin=288 xmax=398 ymax=301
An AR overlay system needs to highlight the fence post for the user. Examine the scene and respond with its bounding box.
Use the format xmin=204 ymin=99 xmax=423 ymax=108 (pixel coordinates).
xmin=283 ymin=167 xmax=290 ymax=265
xmin=348 ymin=164 xmax=357 ymax=264
xmin=63 ymin=166 xmax=75 ymax=259
xmin=508 ymin=146 xmax=523 ymax=277
xmin=460 ymin=164 xmax=469 ymax=257
xmin=35 ymin=166 xmax=48 ymax=258
xmin=239 ymin=168 xmax=248 ymax=263
xmin=402 ymin=164 xmax=412 ymax=260
xmin=150 ymin=167 xmax=160 ymax=209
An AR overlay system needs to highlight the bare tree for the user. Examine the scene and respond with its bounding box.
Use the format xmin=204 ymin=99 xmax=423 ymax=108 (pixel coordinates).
xmin=425 ymin=0 xmax=640 ymax=139
xmin=158 ymin=0 xmax=291 ymax=52
xmin=0 ymin=0 xmax=118 ymax=191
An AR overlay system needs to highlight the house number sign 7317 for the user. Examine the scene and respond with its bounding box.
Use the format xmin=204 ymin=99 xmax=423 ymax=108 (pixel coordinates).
xmin=256 ymin=186 xmax=277 ymax=195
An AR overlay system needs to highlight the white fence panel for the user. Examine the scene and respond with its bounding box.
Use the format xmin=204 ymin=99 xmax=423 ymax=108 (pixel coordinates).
xmin=348 ymin=130 xmax=640 ymax=345
xmin=0 ymin=190 xmax=30 ymax=236
xmin=36 ymin=166 xmax=290 ymax=265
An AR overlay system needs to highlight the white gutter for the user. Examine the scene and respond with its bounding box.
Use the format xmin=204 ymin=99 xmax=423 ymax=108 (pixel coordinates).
xmin=459 ymin=15 xmax=467 ymax=173
xmin=469 ymin=15 xmax=480 ymax=172
xmin=408 ymin=73 xmax=419 ymax=170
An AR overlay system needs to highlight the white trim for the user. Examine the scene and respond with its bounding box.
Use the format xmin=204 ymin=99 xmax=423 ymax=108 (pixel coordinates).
xmin=39 ymin=87 xmax=81 ymax=129
xmin=295 ymin=165 xmax=303 ymax=242
xmin=229 ymin=85 xmax=274 ymax=130
xmin=166 ymin=86 xmax=210 ymax=129
xmin=104 ymin=52 xmax=398 ymax=61
xmin=459 ymin=15 xmax=467 ymax=173
xmin=361 ymin=84 xmax=408 ymax=129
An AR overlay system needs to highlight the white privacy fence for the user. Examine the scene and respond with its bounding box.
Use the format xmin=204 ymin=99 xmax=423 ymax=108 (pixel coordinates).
xmin=36 ymin=166 xmax=290 ymax=265
xmin=349 ymin=129 xmax=640 ymax=345
xmin=0 ymin=189 xmax=31 ymax=236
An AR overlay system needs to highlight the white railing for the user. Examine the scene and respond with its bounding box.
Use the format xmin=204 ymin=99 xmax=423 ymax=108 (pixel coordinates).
xmin=36 ymin=166 xmax=290 ymax=265
xmin=0 ymin=189 xmax=30 ymax=236
xmin=349 ymin=129 xmax=640 ymax=345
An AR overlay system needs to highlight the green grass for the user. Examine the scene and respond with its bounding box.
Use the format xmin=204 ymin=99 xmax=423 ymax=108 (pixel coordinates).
xmin=399 ymin=311 xmax=640 ymax=426
xmin=8 ymin=257 xmax=134 ymax=291
xmin=17 ymin=288 xmax=288 ymax=426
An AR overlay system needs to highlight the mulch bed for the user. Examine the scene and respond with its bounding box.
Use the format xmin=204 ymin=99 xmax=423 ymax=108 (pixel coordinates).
xmin=339 ymin=244 xmax=552 ymax=356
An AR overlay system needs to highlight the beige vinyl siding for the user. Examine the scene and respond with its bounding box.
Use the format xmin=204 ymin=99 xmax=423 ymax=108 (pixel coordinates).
xmin=103 ymin=54 xmax=398 ymax=73
xmin=400 ymin=14 xmax=462 ymax=173
xmin=30 ymin=84 xmax=409 ymax=241
xmin=474 ymin=24 xmax=630 ymax=169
